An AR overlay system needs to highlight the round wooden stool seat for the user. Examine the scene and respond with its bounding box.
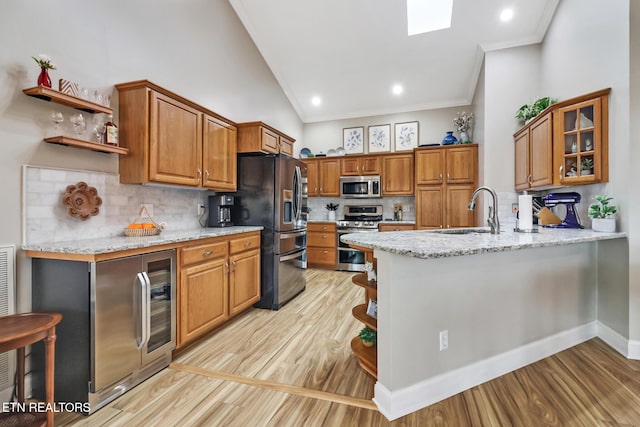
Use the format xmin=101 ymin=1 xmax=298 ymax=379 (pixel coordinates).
xmin=0 ymin=312 xmax=62 ymax=427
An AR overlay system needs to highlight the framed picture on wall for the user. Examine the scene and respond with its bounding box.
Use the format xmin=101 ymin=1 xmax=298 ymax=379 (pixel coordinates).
xmin=343 ymin=127 xmax=364 ymax=154
xmin=368 ymin=124 xmax=391 ymax=153
xmin=394 ymin=121 xmax=419 ymax=151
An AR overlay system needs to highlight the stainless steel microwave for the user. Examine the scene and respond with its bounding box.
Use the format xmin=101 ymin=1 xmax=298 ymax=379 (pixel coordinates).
xmin=339 ymin=175 xmax=381 ymax=198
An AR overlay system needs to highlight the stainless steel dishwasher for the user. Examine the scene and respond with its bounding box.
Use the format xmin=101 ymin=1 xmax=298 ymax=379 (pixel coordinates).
xmin=31 ymin=249 xmax=176 ymax=414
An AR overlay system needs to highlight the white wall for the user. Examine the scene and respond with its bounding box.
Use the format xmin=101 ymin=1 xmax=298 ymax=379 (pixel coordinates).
xmin=538 ymin=0 xmax=636 ymax=343
xmin=630 ymin=0 xmax=640 ymax=347
xmin=483 ymin=44 xmax=541 ymax=193
xmin=301 ymin=106 xmax=474 ymax=156
xmin=0 ymin=0 xmax=302 ymax=312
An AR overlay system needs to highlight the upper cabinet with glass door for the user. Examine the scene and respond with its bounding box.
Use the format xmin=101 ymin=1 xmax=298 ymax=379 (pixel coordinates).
xmin=553 ymin=88 xmax=609 ymax=186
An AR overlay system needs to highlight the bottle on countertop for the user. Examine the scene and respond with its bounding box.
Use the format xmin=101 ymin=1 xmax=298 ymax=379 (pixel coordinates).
xmin=104 ymin=114 xmax=118 ymax=146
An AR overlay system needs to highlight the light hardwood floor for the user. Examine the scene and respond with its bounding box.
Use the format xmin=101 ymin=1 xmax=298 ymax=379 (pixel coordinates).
xmin=56 ymin=269 xmax=640 ymax=426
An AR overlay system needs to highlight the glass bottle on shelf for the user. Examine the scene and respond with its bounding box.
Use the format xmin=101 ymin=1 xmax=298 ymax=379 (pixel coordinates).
xmin=103 ymin=114 xmax=118 ymax=146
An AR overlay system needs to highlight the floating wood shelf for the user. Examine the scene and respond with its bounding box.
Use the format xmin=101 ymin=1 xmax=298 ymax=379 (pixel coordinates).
xmin=352 ymin=273 xmax=377 ymax=291
xmin=44 ymin=136 xmax=128 ymax=155
xmin=352 ymin=304 xmax=377 ymax=330
xmin=23 ymin=86 xmax=113 ymax=114
xmin=350 ymin=337 xmax=377 ymax=378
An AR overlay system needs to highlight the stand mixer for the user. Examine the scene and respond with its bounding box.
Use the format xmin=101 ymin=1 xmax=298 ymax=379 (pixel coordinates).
xmin=542 ymin=192 xmax=584 ymax=228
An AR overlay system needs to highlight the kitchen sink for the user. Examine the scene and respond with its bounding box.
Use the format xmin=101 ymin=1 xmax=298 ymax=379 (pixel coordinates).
xmin=430 ymin=228 xmax=493 ymax=235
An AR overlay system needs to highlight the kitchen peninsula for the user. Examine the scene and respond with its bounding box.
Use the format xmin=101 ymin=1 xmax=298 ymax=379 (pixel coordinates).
xmin=341 ymin=228 xmax=628 ymax=421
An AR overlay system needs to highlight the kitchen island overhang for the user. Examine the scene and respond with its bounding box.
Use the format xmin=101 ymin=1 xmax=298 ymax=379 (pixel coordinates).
xmin=341 ymin=228 xmax=629 ymax=421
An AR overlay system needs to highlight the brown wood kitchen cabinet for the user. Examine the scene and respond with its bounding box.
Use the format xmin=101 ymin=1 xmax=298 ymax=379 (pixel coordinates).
xmin=340 ymin=154 xmax=382 ymax=176
xmin=236 ymin=122 xmax=295 ymax=157
xmin=304 ymin=158 xmax=340 ymax=197
xmin=553 ymin=89 xmax=609 ymax=186
xmin=307 ymin=222 xmax=337 ymax=269
xmin=415 ymin=144 xmax=478 ymax=229
xmin=228 ymin=233 xmax=261 ymax=316
xmin=512 ymin=88 xmax=610 ymax=190
xmin=514 ymin=111 xmax=553 ymax=191
xmin=179 ymin=239 xmax=229 ymax=347
xmin=116 ymin=80 xmax=237 ymax=191
xmin=382 ymin=153 xmax=414 ymax=195
xmin=177 ymin=232 xmax=261 ymax=349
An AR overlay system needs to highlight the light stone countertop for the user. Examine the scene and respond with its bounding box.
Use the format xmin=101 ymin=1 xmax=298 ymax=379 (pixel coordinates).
xmin=340 ymin=227 xmax=627 ymax=259
xmin=23 ymin=226 xmax=263 ymax=255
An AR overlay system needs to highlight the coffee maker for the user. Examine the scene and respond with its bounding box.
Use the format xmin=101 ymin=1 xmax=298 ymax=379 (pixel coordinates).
xmin=208 ymin=195 xmax=234 ymax=227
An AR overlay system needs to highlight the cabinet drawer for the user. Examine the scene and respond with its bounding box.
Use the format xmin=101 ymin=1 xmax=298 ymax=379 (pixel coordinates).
xmin=307 ymin=247 xmax=336 ymax=266
xmin=229 ymin=233 xmax=261 ymax=255
xmin=378 ymin=223 xmax=415 ymax=232
xmin=181 ymin=241 xmax=228 ymax=266
xmin=308 ymin=222 xmax=337 ymax=232
xmin=308 ymin=231 xmax=336 ymax=248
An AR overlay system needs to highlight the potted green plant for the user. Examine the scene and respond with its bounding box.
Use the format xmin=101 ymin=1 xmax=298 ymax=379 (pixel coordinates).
xmin=581 ymin=158 xmax=594 ymax=175
xmin=516 ymin=97 xmax=557 ymax=124
xmin=358 ymin=327 xmax=377 ymax=348
xmin=588 ymin=195 xmax=617 ymax=232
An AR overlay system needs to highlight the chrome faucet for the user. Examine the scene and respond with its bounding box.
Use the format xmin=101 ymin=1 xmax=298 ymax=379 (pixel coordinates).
xmin=468 ymin=186 xmax=500 ymax=234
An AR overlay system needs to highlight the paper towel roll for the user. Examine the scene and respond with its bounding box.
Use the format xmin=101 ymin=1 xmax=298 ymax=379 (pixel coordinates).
xmin=518 ymin=195 xmax=533 ymax=230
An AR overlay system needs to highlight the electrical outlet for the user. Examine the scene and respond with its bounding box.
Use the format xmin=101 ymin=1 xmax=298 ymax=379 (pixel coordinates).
xmin=142 ymin=203 xmax=154 ymax=217
xmin=512 ymin=203 xmax=519 ymax=214
xmin=197 ymin=204 xmax=206 ymax=216
xmin=439 ymin=330 xmax=448 ymax=351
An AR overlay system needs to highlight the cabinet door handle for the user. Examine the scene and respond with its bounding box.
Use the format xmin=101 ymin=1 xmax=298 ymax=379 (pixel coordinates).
xmin=225 ymin=262 xmax=229 ymax=273
xmin=559 ymin=165 xmax=564 ymax=180
xmin=205 ymin=169 xmax=210 ymax=178
xmin=197 ymin=169 xmax=202 ymax=179
xmin=202 ymin=250 xmax=213 ymax=257
xmin=528 ymin=174 xmax=532 ymax=184
xmin=439 ymin=173 xmax=443 ymax=183
xmin=447 ymin=173 xmax=450 ymax=183
xmin=232 ymin=259 xmax=237 ymax=272
xmin=322 ymin=235 xmax=327 ymax=239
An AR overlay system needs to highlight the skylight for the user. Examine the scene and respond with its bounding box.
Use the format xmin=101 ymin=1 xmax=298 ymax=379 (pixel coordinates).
xmin=407 ymin=0 xmax=453 ymax=36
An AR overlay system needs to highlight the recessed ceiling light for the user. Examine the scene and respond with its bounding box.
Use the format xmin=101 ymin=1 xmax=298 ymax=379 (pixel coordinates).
xmin=500 ymin=8 xmax=514 ymax=22
xmin=407 ymin=0 xmax=453 ymax=36
xmin=311 ymin=96 xmax=322 ymax=106
xmin=392 ymin=84 xmax=404 ymax=95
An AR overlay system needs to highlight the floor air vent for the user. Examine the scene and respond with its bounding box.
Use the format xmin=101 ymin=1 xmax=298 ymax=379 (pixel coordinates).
xmin=0 ymin=245 xmax=16 ymax=393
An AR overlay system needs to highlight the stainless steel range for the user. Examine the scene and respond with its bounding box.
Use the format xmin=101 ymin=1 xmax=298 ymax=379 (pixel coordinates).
xmin=337 ymin=205 xmax=382 ymax=272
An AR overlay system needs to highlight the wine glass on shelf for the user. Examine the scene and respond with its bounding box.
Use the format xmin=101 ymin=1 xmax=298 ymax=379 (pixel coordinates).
xmin=70 ymin=114 xmax=86 ymax=138
xmin=50 ymin=111 xmax=64 ymax=134
xmin=93 ymin=121 xmax=106 ymax=144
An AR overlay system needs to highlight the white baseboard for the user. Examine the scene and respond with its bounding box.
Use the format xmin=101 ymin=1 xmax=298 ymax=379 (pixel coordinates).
xmin=596 ymin=321 xmax=630 ymax=356
xmin=374 ymin=322 xmax=598 ymax=421
xmin=628 ymin=340 xmax=640 ymax=359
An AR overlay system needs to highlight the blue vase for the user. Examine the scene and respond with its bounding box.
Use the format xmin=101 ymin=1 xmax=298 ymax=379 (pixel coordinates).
xmin=442 ymin=131 xmax=457 ymax=145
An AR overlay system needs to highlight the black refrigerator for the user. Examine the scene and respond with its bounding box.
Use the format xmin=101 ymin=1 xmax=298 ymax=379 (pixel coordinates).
xmin=232 ymin=154 xmax=307 ymax=309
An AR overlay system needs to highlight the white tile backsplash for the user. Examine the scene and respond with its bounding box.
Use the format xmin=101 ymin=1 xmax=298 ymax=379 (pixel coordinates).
xmin=23 ymin=165 xmax=209 ymax=244
xmin=307 ymin=196 xmax=415 ymax=221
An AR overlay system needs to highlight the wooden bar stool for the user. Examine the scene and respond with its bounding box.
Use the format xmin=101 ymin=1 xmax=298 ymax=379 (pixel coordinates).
xmin=0 ymin=312 xmax=62 ymax=427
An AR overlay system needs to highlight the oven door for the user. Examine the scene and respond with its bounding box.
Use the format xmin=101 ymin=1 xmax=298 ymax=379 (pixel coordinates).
xmin=337 ymin=229 xmax=376 ymax=272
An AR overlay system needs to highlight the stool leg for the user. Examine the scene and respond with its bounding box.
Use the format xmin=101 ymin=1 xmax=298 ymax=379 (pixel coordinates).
xmin=17 ymin=347 xmax=25 ymax=402
xmin=45 ymin=327 xmax=57 ymax=427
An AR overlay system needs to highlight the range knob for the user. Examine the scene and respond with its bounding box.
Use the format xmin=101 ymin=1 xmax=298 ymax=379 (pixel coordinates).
xmin=353 ymin=221 xmax=361 ymax=227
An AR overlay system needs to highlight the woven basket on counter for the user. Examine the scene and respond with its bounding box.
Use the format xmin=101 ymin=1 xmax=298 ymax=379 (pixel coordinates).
xmin=124 ymin=205 xmax=162 ymax=237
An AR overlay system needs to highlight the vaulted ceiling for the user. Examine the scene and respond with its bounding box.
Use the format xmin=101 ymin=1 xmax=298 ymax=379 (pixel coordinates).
xmin=230 ymin=0 xmax=559 ymax=123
